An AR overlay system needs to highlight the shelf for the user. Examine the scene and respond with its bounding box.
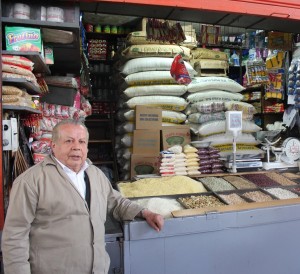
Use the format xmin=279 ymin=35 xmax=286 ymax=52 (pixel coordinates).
xmin=3 ymin=105 xmax=42 ymax=114
xmin=2 ymin=17 xmax=79 ymax=31
xmin=85 ymin=118 xmax=112 ymax=123
xmin=89 ymin=140 xmax=112 ymax=144
xmin=85 ymin=32 xmax=127 ymax=39
xmin=93 ymin=160 xmax=114 ymax=165
xmin=2 ymin=78 xmax=41 ymax=94
xmin=2 ymin=50 xmax=51 ymax=74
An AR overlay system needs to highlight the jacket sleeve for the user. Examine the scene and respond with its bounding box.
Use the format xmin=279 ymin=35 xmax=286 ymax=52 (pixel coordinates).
xmin=101 ymin=173 xmax=143 ymax=221
xmin=1 ymin=177 xmax=37 ymax=274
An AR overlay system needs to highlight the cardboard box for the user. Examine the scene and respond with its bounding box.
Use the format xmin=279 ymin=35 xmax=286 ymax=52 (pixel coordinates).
xmin=133 ymin=129 xmax=160 ymax=155
xmin=5 ymin=26 xmax=42 ymax=52
xmin=161 ymin=125 xmax=191 ymax=150
xmin=131 ymin=153 xmax=160 ymax=177
xmin=135 ymin=105 xmax=162 ymax=130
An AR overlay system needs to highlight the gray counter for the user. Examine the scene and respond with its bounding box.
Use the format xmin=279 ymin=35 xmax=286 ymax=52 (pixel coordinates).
xmin=123 ymin=202 xmax=300 ymax=274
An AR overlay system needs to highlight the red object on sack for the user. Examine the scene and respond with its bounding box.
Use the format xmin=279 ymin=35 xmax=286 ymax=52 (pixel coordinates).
xmin=170 ymin=54 xmax=191 ymax=85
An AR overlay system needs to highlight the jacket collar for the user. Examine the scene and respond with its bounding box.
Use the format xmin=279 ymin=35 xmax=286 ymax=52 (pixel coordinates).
xmin=42 ymin=154 xmax=93 ymax=169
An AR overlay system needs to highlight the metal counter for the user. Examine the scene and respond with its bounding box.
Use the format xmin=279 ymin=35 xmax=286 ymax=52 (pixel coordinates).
xmin=105 ymin=214 xmax=123 ymax=274
xmin=123 ymin=202 xmax=300 ymax=274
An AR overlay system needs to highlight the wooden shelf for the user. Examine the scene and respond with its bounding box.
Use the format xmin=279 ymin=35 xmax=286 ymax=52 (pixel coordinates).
xmin=3 ymin=105 xmax=42 ymax=114
xmin=2 ymin=78 xmax=41 ymax=94
xmin=2 ymin=50 xmax=51 ymax=74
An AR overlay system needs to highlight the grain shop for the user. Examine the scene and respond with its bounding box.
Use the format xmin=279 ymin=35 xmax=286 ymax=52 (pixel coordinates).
xmin=2 ymin=1 xmax=300 ymax=273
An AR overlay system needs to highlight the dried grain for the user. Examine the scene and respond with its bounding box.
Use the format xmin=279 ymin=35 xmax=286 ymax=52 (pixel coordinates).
xmin=179 ymin=195 xmax=225 ymax=209
xmin=263 ymin=188 xmax=298 ymax=200
xmin=219 ymin=193 xmax=248 ymax=205
xmin=242 ymin=190 xmax=274 ymax=202
xmin=223 ymin=175 xmax=257 ymax=189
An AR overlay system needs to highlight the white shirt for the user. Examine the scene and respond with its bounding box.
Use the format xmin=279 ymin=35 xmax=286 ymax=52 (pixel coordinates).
xmin=54 ymin=157 xmax=89 ymax=199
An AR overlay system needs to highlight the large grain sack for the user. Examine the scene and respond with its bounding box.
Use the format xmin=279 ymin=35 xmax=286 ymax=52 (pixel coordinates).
xmin=191 ymin=48 xmax=228 ymax=60
xmin=2 ymin=86 xmax=24 ymax=96
xmin=123 ymin=84 xmax=187 ymax=98
xmin=189 ymin=120 xmax=262 ymax=136
xmin=186 ymin=90 xmax=244 ymax=103
xmin=224 ymin=101 xmax=257 ymax=120
xmin=116 ymin=109 xmax=186 ymax=124
xmin=126 ymin=31 xmax=171 ymax=45
xmin=188 ymin=112 xmax=226 ymax=124
xmin=197 ymin=133 xmax=260 ymax=146
xmin=122 ymin=44 xmax=191 ymax=60
xmin=120 ymin=57 xmax=196 ymax=76
xmin=125 ymin=71 xmax=177 ymax=86
xmin=162 ymin=110 xmax=186 ymax=124
xmin=187 ymin=77 xmax=245 ymax=93
xmin=187 ymin=101 xmax=225 ymax=114
xmin=126 ymin=95 xmax=188 ymax=111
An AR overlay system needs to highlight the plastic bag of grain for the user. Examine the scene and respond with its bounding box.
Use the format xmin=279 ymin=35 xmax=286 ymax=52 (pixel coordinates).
xmin=126 ymin=95 xmax=188 ymax=111
xmin=187 ymin=77 xmax=245 ymax=93
xmin=120 ymin=57 xmax=197 ymax=76
xmin=116 ymin=122 xmax=135 ymax=134
xmin=186 ymin=90 xmax=244 ymax=103
xmin=123 ymin=84 xmax=187 ymax=98
xmin=120 ymin=133 xmax=133 ymax=147
xmin=125 ymin=71 xmax=177 ymax=86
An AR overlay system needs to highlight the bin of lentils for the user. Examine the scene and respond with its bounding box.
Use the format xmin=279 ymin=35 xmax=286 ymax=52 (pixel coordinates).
xmin=241 ymin=173 xmax=281 ymax=188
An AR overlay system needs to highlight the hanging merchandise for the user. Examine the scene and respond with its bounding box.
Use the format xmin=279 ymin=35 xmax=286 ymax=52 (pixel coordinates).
xmin=265 ymin=69 xmax=285 ymax=99
xmin=170 ymin=54 xmax=192 ymax=85
xmin=245 ymin=60 xmax=268 ymax=86
xmin=287 ymin=57 xmax=300 ymax=109
xmin=146 ymin=18 xmax=186 ymax=44
xmin=266 ymin=50 xmax=284 ymax=70
xmin=230 ymin=50 xmax=240 ymax=67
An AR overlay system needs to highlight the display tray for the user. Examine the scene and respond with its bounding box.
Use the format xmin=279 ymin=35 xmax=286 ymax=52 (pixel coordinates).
xmin=214 ymin=188 xmax=278 ymax=204
xmin=177 ymin=192 xmax=227 ymax=210
xmin=116 ymin=178 xmax=210 ymax=199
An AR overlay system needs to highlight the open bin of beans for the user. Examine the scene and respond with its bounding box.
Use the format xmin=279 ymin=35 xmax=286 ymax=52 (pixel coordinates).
xmin=216 ymin=191 xmax=250 ymax=205
xmin=177 ymin=193 xmax=226 ymax=209
xmin=240 ymin=190 xmax=276 ymax=202
xmin=241 ymin=173 xmax=281 ymax=188
xmin=222 ymin=175 xmax=258 ymax=190
xmin=263 ymin=187 xmax=299 ymax=200
xmin=198 ymin=176 xmax=236 ymax=192
xmin=264 ymin=172 xmax=298 ymax=186
xmin=117 ymin=175 xmax=208 ymax=198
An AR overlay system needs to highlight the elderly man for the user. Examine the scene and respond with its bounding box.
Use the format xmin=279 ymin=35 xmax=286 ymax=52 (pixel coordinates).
xmin=2 ymin=119 xmax=164 ymax=274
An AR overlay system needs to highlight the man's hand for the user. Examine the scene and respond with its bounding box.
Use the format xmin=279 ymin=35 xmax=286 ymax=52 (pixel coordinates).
xmin=142 ymin=209 xmax=164 ymax=232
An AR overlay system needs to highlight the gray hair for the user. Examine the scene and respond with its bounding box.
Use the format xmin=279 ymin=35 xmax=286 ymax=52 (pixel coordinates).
xmin=52 ymin=119 xmax=89 ymax=142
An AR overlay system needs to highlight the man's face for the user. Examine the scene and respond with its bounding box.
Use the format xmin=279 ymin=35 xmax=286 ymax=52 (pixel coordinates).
xmin=51 ymin=124 xmax=88 ymax=173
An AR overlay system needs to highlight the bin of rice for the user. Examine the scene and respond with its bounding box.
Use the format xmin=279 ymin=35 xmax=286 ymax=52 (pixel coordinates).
xmin=117 ymin=175 xmax=207 ymax=198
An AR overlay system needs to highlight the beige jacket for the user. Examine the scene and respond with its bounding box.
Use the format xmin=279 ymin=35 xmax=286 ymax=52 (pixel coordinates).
xmin=2 ymin=155 xmax=143 ymax=274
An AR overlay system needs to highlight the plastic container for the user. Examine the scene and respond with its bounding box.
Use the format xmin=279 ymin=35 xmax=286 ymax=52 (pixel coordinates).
xmin=47 ymin=6 xmax=64 ymax=23
xmin=94 ymin=24 xmax=101 ymax=33
xmin=13 ymin=3 xmax=30 ymax=19
xmin=231 ymin=50 xmax=240 ymax=67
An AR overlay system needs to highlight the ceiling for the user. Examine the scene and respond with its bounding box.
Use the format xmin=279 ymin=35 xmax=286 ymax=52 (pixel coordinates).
xmin=79 ymin=1 xmax=300 ymax=34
